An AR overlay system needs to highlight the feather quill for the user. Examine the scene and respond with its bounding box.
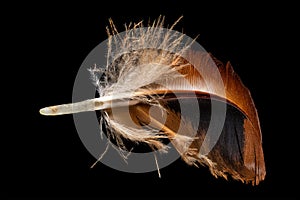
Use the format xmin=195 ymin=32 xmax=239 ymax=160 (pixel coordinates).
xmin=39 ymin=16 xmax=265 ymax=185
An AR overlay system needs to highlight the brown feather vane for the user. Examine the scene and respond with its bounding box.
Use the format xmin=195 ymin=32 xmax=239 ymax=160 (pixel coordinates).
xmin=39 ymin=16 xmax=265 ymax=185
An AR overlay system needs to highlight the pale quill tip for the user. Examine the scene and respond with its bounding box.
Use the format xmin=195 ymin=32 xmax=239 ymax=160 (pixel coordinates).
xmin=39 ymin=95 xmax=140 ymax=116
xmin=39 ymin=106 xmax=58 ymax=116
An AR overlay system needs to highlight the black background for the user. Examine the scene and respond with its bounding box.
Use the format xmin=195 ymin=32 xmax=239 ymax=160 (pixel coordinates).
xmin=3 ymin=1 xmax=296 ymax=199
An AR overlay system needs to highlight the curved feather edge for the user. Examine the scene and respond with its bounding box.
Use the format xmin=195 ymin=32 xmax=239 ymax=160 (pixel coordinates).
xmin=213 ymin=56 xmax=265 ymax=185
xmin=166 ymin=53 xmax=266 ymax=185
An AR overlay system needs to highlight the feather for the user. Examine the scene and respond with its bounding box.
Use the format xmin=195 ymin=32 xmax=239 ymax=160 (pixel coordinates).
xmin=39 ymin=16 xmax=265 ymax=185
